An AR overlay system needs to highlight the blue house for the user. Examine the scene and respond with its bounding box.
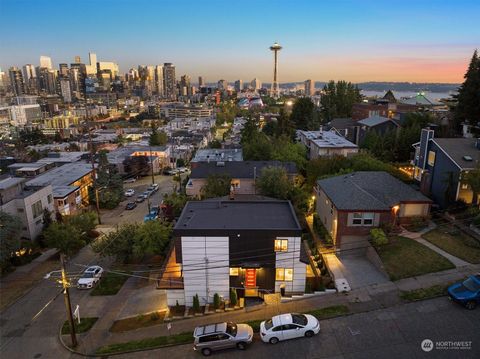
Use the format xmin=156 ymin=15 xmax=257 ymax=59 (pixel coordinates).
xmin=412 ymin=129 xmax=480 ymax=208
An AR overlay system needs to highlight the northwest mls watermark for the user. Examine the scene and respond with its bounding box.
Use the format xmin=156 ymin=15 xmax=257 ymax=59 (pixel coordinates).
xmin=421 ymin=339 xmax=472 ymax=352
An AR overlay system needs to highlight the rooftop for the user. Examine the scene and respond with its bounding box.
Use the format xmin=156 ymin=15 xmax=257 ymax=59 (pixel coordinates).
xmin=52 ymin=185 xmax=79 ymax=198
xmin=25 ymin=162 xmax=93 ymax=188
xmin=298 ymin=130 xmax=357 ymax=149
xmin=175 ymin=200 xmax=301 ymax=231
xmin=357 ymin=115 xmax=398 ymax=128
xmin=432 ymin=138 xmax=479 ymax=170
xmin=0 ymin=176 xmax=25 ymax=190
xmin=190 ymin=161 xmax=297 ymax=179
xmin=192 ymin=148 xmax=243 ymax=162
xmin=317 ymin=171 xmax=431 ymax=211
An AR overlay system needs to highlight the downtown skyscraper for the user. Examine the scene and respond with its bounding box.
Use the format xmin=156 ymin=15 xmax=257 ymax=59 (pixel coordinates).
xmin=163 ymin=63 xmax=176 ymax=99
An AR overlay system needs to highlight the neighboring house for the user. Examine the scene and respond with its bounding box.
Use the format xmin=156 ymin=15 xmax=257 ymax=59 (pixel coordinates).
xmin=296 ymin=130 xmax=358 ymax=160
xmin=355 ymin=115 xmax=400 ymax=145
xmin=0 ymin=176 xmax=54 ymax=240
xmin=191 ymin=148 xmax=243 ymax=163
xmin=107 ymin=145 xmax=171 ymax=174
xmin=412 ymin=129 xmax=480 ymax=208
xmin=315 ymin=171 xmax=431 ymax=251
xmin=186 ymin=161 xmax=297 ymax=197
xmin=25 ymin=162 xmax=94 ymax=212
xmin=164 ymin=199 xmax=307 ymax=306
xmin=7 ymin=162 xmax=55 ymax=177
xmin=325 ymin=118 xmax=356 ymax=143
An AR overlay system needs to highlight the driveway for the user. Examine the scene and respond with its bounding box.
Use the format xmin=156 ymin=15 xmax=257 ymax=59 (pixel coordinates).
xmin=337 ymin=255 xmax=390 ymax=289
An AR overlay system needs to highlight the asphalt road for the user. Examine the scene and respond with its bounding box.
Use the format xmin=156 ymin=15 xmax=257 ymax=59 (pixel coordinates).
xmin=115 ymin=296 xmax=480 ymax=359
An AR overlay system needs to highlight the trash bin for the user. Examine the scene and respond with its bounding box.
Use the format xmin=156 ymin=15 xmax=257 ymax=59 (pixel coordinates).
xmin=280 ymin=284 xmax=286 ymax=297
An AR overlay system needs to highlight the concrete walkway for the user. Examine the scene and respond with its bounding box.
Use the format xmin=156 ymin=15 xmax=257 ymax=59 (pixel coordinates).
xmin=400 ymin=222 xmax=470 ymax=267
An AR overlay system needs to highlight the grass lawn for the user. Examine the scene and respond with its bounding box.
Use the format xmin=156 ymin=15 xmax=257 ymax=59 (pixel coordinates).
xmin=90 ymin=272 xmax=129 ymax=296
xmin=62 ymin=317 xmax=98 ymax=334
xmin=110 ymin=311 xmax=166 ymax=332
xmin=423 ymin=228 xmax=480 ymax=264
xmin=400 ymin=284 xmax=452 ymax=302
xmin=376 ymin=236 xmax=455 ymax=281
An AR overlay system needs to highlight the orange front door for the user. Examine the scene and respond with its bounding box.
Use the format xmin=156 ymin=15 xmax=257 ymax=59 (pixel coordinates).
xmin=244 ymin=269 xmax=256 ymax=288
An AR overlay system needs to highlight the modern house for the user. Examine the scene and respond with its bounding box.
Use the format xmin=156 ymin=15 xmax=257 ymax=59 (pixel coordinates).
xmin=412 ymin=129 xmax=480 ymax=208
xmin=186 ymin=161 xmax=297 ymax=197
xmin=0 ymin=176 xmax=54 ymax=240
xmin=355 ymin=115 xmax=400 ymax=145
xmin=164 ymin=199 xmax=307 ymax=306
xmin=315 ymin=171 xmax=431 ymax=251
xmin=296 ymin=130 xmax=358 ymax=160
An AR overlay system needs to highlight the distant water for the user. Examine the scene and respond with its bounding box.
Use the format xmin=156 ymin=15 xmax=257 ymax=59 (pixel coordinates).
xmin=360 ymin=90 xmax=456 ymax=101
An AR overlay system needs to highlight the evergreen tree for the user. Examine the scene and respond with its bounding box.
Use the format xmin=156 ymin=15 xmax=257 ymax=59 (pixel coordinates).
xmin=320 ymin=80 xmax=362 ymax=121
xmin=454 ymin=49 xmax=480 ymax=130
xmin=290 ymin=97 xmax=318 ymax=130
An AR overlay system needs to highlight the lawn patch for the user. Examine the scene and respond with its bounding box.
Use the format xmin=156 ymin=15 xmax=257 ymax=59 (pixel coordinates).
xmin=423 ymin=228 xmax=480 ymax=264
xmin=110 ymin=311 xmax=166 ymax=332
xmin=96 ymin=331 xmax=193 ymax=355
xmin=400 ymin=284 xmax=450 ymax=302
xmin=376 ymin=236 xmax=455 ymax=281
xmin=62 ymin=317 xmax=98 ymax=334
xmin=304 ymin=305 xmax=350 ymax=319
xmin=90 ymin=272 xmax=129 ymax=296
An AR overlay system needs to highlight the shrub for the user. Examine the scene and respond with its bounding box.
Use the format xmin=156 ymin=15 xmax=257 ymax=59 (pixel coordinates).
xmin=371 ymin=228 xmax=388 ymax=246
xmin=150 ymin=312 xmax=160 ymax=321
xmin=229 ymin=288 xmax=238 ymax=307
xmin=192 ymin=294 xmax=200 ymax=313
xmin=473 ymin=215 xmax=480 ymax=227
xmin=213 ymin=293 xmax=220 ymax=309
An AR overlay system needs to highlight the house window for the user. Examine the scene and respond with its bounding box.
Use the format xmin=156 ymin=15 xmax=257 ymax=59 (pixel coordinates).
xmin=231 ymin=179 xmax=240 ymax=189
xmin=363 ymin=213 xmax=374 ymax=226
xmin=31 ymin=200 xmax=43 ymax=218
xmin=47 ymin=194 xmax=53 ymax=204
xmin=229 ymin=267 xmax=239 ymax=276
xmin=427 ymin=151 xmax=436 ymax=166
xmin=58 ymin=199 xmax=65 ymax=206
xmin=276 ymin=268 xmax=293 ymax=281
xmin=351 ymin=212 xmax=375 ymax=226
xmin=461 ymin=183 xmax=469 ymax=190
xmin=352 ymin=213 xmax=363 ymax=225
xmin=274 ymin=239 xmax=288 ymax=252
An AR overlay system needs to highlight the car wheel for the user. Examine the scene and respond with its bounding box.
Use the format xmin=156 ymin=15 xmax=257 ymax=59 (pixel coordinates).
xmin=269 ymin=337 xmax=279 ymax=344
xmin=466 ymin=301 xmax=477 ymax=310
xmin=305 ymin=330 xmax=314 ymax=338
xmin=201 ymin=348 xmax=212 ymax=356
xmin=236 ymin=342 xmax=247 ymax=350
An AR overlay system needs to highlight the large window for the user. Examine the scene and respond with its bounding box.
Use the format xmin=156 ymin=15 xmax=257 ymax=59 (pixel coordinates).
xmin=427 ymin=151 xmax=436 ymax=166
xmin=31 ymin=200 xmax=43 ymax=218
xmin=351 ymin=212 xmax=375 ymax=226
xmin=274 ymin=239 xmax=288 ymax=252
xmin=276 ymin=268 xmax=293 ymax=281
xmin=229 ymin=267 xmax=239 ymax=276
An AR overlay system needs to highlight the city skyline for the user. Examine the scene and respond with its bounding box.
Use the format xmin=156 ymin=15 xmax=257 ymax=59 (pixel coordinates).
xmin=1 ymin=0 xmax=479 ymax=83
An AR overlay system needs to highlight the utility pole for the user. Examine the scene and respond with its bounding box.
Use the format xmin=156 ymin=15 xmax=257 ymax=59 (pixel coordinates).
xmin=60 ymin=253 xmax=78 ymax=347
xmin=87 ymin=125 xmax=102 ymax=224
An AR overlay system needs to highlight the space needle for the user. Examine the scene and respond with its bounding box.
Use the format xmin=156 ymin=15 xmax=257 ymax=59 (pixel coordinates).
xmin=269 ymin=41 xmax=282 ymax=99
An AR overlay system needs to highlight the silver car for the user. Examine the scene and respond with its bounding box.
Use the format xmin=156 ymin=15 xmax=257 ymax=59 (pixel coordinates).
xmin=193 ymin=322 xmax=253 ymax=356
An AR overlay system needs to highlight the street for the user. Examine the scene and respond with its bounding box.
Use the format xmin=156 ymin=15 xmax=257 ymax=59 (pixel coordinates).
xmin=115 ymin=297 xmax=480 ymax=359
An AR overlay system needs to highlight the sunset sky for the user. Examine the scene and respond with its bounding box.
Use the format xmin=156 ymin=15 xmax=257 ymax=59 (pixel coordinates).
xmin=1 ymin=0 xmax=479 ymax=83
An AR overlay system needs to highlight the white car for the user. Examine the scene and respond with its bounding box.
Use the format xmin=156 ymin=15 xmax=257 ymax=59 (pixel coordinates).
xmin=77 ymin=265 xmax=104 ymax=289
xmin=123 ymin=177 xmax=137 ymax=183
xmin=260 ymin=313 xmax=320 ymax=344
xmin=124 ymin=189 xmax=135 ymax=197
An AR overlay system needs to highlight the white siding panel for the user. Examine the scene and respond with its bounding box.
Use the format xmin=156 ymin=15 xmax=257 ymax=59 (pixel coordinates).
xmin=274 ymin=237 xmax=306 ymax=293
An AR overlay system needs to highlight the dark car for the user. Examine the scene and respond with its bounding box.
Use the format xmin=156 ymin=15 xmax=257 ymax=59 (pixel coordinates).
xmin=448 ymin=274 xmax=480 ymax=309
xmin=125 ymin=202 xmax=137 ymax=210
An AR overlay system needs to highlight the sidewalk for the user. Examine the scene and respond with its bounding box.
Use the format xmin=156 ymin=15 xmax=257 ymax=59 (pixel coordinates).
xmin=71 ymin=262 xmax=480 ymax=355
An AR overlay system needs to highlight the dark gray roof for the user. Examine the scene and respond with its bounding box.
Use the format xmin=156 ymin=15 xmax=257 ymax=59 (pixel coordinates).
xmin=190 ymin=161 xmax=297 ymax=179
xmin=357 ymin=116 xmax=397 ymax=128
xmin=317 ymin=171 xmax=431 ymax=211
xmin=328 ymin=118 xmax=355 ymax=129
xmin=175 ymin=200 xmax=301 ymax=230
xmin=433 ymin=138 xmax=479 ymax=170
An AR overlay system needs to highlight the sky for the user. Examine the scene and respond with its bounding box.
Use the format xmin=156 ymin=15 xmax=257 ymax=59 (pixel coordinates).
xmin=1 ymin=0 xmax=479 ymax=83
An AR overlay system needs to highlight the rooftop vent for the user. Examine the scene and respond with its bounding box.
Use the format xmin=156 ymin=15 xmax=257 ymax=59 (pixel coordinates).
xmin=463 ymin=155 xmax=473 ymax=161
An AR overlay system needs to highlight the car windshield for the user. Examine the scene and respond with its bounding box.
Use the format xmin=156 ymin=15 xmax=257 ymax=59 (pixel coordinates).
xmin=291 ymin=314 xmax=308 ymax=326
xmin=226 ymin=322 xmax=237 ymax=336
xmin=463 ymin=278 xmax=480 ymax=292
xmin=82 ymin=273 xmax=94 ymax=278
xmin=264 ymin=319 xmax=273 ymax=330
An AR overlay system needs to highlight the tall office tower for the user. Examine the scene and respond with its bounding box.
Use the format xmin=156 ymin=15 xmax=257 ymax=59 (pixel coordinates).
xmin=154 ymin=65 xmax=164 ymax=96
xmin=9 ymin=67 xmax=25 ymax=96
xmin=146 ymin=65 xmax=156 ymax=94
xmin=0 ymin=68 xmax=7 ymax=93
xmin=98 ymin=61 xmax=119 ymax=78
xmin=37 ymin=67 xmax=56 ymax=94
xmin=70 ymin=62 xmax=87 ymax=94
xmin=163 ymin=63 xmax=176 ymax=100
xmin=39 ymin=55 xmax=53 ymax=70
xmin=69 ymin=68 xmax=82 ymax=99
xmin=304 ymin=79 xmax=314 ymax=96
xmin=198 ymin=76 xmax=204 ymax=87
xmin=60 ymin=78 xmax=72 ymax=103
xmin=22 ymin=64 xmax=37 ymax=94
xmin=59 ymin=63 xmax=69 ymax=77
xmin=269 ymin=42 xmax=282 ymax=99
xmin=74 ymin=55 xmax=81 ymax=63
xmin=180 ymin=74 xmax=191 ymax=95
xmin=86 ymin=52 xmax=98 ymax=75
xmin=234 ymin=79 xmax=243 ymax=92
xmin=250 ymin=78 xmax=261 ymax=90
xmin=217 ymin=79 xmax=228 ymax=91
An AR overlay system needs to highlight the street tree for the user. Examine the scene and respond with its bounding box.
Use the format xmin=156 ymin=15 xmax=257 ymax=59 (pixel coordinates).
xmin=256 ymin=166 xmax=293 ymax=200
xmin=44 ymin=222 xmax=85 ymax=257
xmin=201 ymin=174 xmax=232 ymax=199
xmin=0 ymin=212 xmax=22 ymax=271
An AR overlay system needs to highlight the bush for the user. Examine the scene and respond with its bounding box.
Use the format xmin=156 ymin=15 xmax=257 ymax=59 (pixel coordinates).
xmin=213 ymin=293 xmax=220 ymax=309
xmin=370 ymin=228 xmax=388 ymax=246
xmin=473 ymin=215 xmax=480 ymax=227
xmin=192 ymin=294 xmax=200 ymax=313
xmin=150 ymin=312 xmax=160 ymax=321
xmin=229 ymin=288 xmax=238 ymax=307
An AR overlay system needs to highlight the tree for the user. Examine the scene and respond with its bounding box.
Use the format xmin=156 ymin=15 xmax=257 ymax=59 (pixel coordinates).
xmin=290 ymin=97 xmax=318 ymax=130
xmin=201 ymin=174 xmax=232 ymax=199
xmin=162 ymin=192 xmax=188 ymax=219
xmin=464 ymin=165 xmax=480 ymax=205
xmin=0 ymin=212 xmax=22 ymax=270
xmin=66 ymin=211 xmax=97 ymax=235
xmin=44 ymin=222 xmax=85 ymax=257
xmin=242 ymin=132 xmax=273 ymax=160
xmin=320 ymin=80 xmax=362 ymax=121
xmin=92 ymin=223 xmax=138 ymax=263
xmin=209 ymin=139 xmax=222 ymax=149
xmin=93 ymin=151 xmax=124 ymax=209
xmin=256 ymin=166 xmax=293 ymax=200
xmin=149 ymin=122 xmax=168 ymax=146
xmin=271 ymin=136 xmax=307 ymax=172
xmin=132 ymin=220 xmax=172 ymax=259
xmin=454 ymin=49 xmax=480 ymax=131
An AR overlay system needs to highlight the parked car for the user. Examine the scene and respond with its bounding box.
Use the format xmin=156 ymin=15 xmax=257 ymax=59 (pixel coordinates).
xmin=124 ymin=189 xmax=135 ymax=197
xmin=260 ymin=313 xmax=320 ymax=344
xmin=77 ymin=266 xmax=103 ymax=289
xmin=448 ymin=274 xmax=480 ymax=309
xmin=193 ymin=322 xmax=253 ymax=356
xmin=177 ymin=167 xmax=190 ymax=173
xmin=151 ymin=183 xmax=159 ymax=191
xmin=125 ymin=202 xmax=137 ymax=210
xmin=144 ymin=212 xmax=158 ymax=222
xmin=123 ymin=177 xmax=137 ymax=183
xmin=144 ymin=190 xmax=153 ymax=198
xmin=136 ymin=195 xmax=146 ymax=203
xmin=165 ymin=168 xmax=180 ymax=175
